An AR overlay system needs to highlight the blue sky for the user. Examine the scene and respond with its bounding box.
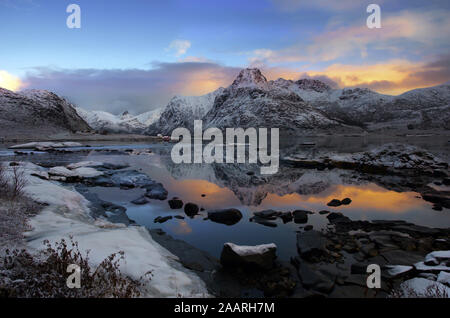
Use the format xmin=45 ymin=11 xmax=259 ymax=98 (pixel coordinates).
xmin=0 ymin=0 xmax=449 ymax=114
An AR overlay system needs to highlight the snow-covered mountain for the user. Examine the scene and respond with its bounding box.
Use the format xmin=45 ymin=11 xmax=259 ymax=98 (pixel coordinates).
xmin=76 ymin=107 xmax=162 ymax=133
xmin=203 ymin=69 xmax=356 ymax=133
xmin=269 ymin=77 xmax=450 ymax=130
xmin=0 ymin=88 xmax=91 ymax=138
xmin=146 ymin=87 xmax=224 ymax=135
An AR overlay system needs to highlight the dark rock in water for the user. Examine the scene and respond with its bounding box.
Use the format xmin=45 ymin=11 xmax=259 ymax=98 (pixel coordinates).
xmin=131 ymin=196 xmax=149 ymax=205
xmin=246 ymin=171 xmax=255 ymax=176
xmin=254 ymin=209 xmax=279 ymax=219
xmin=174 ymin=215 xmax=185 ymax=220
xmin=143 ymin=182 xmax=168 ymax=200
xmin=220 ymin=242 xmax=277 ymax=271
xmin=208 ymin=209 xmax=243 ymax=226
xmin=319 ymin=210 xmax=330 ymax=215
xmin=293 ymin=210 xmax=309 ymax=224
xmin=168 ymin=198 xmax=183 ymax=209
xmin=251 ymin=216 xmax=278 ymax=228
xmin=201 ymin=194 xmax=206 ymax=197
xmin=154 ymin=216 xmax=172 ymax=223
xmin=327 ymin=199 xmax=342 ymax=207
xmin=184 ymin=203 xmax=199 ymax=217
xmin=304 ymin=225 xmax=313 ymax=231
xmin=98 ymin=163 xmax=129 ymax=170
xmin=297 ymin=230 xmax=328 ymax=262
xmin=432 ymin=204 xmax=443 ymax=211
xmin=443 ymin=178 xmax=450 ymax=186
xmin=296 ymin=261 xmax=334 ymax=293
xmin=279 ymin=212 xmax=293 ymax=223
xmin=341 ymin=198 xmax=352 ymax=205
xmin=326 ymin=212 xmax=351 ymax=224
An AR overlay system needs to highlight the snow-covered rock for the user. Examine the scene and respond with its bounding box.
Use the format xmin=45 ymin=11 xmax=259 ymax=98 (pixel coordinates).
xmin=220 ymin=242 xmax=277 ymax=270
xmin=66 ymin=161 xmax=104 ymax=170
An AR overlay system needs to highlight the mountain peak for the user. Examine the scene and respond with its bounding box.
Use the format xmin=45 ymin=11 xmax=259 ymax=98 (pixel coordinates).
xmin=295 ymin=79 xmax=331 ymax=93
xmin=231 ymin=68 xmax=268 ymax=89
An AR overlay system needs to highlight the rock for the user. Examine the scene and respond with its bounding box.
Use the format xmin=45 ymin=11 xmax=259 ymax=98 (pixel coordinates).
xmin=326 ymin=212 xmax=351 ymax=224
xmin=184 ymin=203 xmax=199 ymax=217
xmin=437 ymin=271 xmax=450 ymax=286
xmin=304 ymin=225 xmax=313 ymax=231
xmin=220 ymin=242 xmax=277 ymax=270
xmin=297 ymin=262 xmax=334 ymax=293
xmin=319 ymin=210 xmax=330 ymax=215
xmin=443 ymin=178 xmax=450 ymax=186
xmin=143 ymin=183 xmax=168 ymax=200
xmin=293 ymin=210 xmax=309 ymax=224
xmin=380 ymin=250 xmax=425 ymax=265
xmin=201 ymin=194 xmax=206 ymax=197
xmin=154 ymin=216 xmax=172 ymax=224
xmin=174 ymin=215 xmax=185 ymax=220
xmin=327 ymin=199 xmax=342 ymax=207
xmin=254 ymin=209 xmax=280 ymax=219
xmin=208 ymin=209 xmax=243 ymax=226
xmin=297 ymin=230 xmax=328 ymax=261
xmin=251 ymin=216 xmax=278 ymax=228
xmin=384 ymin=265 xmax=414 ymax=278
xmin=279 ymin=212 xmax=293 ymax=223
xmin=168 ymin=198 xmax=183 ymax=209
xmin=131 ymin=196 xmax=149 ymax=205
xmin=341 ymin=198 xmax=352 ymax=205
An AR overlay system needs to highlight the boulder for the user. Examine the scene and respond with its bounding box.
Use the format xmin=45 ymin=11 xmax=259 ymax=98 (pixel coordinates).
xmin=341 ymin=198 xmax=352 ymax=205
xmin=220 ymin=242 xmax=277 ymax=270
xmin=327 ymin=199 xmax=342 ymax=207
xmin=154 ymin=216 xmax=172 ymax=224
xmin=131 ymin=196 xmax=149 ymax=205
xmin=143 ymin=182 xmax=168 ymax=200
xmin=293 ymin=210 xmax=309 ymax=224
xmin=297 ymin=230 xmax=328 ymax=261
xmin=168 ymin=198 xmax=183 ymax=209
xmin=184 ymin=203 xmax=199 ymax=217
xmin=208 ymin=208 xmax=243 ymax=226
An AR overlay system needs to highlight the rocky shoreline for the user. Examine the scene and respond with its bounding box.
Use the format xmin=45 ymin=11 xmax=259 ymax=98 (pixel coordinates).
xmin=1 ymin=141 xmax=449 ymax=298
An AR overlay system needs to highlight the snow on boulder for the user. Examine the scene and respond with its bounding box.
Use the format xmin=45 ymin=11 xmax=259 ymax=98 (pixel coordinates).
xmin=67 ymin=161 xmax=104 ymax=170
xmin=437 ymin=271 xmax=450 ymax=286
xmin=385 ymin=265 xmax=414 ymax=278
xmin=49 ymin=166 xmax=76 ymax=177
xmin=72 ymin=167 xmax=103 ymax=178
xmin=220 ymin=242 xmax=277 ymax=270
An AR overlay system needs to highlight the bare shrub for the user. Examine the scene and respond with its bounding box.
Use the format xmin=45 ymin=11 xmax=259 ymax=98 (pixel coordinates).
xmin=0 ymin=237 xmax=152 ymax=298
xmin=0 ymin=162 xmax=28 ymax=200
xmin=389 ymin=282 xmax=449 ymax=298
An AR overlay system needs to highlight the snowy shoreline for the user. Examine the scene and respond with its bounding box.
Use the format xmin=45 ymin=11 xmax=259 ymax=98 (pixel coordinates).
xmin=5 ymin=162 xmax=209 ymax=297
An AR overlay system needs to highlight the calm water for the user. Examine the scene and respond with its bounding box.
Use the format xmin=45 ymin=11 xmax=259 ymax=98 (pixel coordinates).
xmin=1 ymin=136 xmax=449 ymax=261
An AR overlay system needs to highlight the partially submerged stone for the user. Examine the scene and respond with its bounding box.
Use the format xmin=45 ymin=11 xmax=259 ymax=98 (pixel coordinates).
xmin=220 ymin=242 xmax=277 ymax=270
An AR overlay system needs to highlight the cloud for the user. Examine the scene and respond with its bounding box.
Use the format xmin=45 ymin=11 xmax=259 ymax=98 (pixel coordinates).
xmin=303 ymin=55 xmax=450 ymax=95
xmin=21 ymin=62 xmax=240 ymax=114
xmin=249 ymin=9 xmax=450 ymax=63
xmin=0 ymin=70 xmax=23 ymax=91
xmin=166 ymin=40 xmax=192 ymax=57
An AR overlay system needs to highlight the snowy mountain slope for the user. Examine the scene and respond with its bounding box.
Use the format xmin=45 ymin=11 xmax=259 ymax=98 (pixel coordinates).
xmin=76 ymin=107 xmax=162 ymax=133
xmin=203 ymin=69 xmax=360 ymax=133
xmin=145 ymin=87 xmax=224 ymax=135
xmin=0 ymin=88 xmax=91 ymax=138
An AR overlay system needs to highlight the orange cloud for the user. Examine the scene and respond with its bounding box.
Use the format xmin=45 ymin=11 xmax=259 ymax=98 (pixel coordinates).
xmin=0 ymin=70 xmax=23 ymax=91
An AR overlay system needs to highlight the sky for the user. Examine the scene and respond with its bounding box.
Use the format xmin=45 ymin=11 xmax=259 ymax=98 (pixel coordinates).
xmin=0 ymin=0 xmax=449 ymax=114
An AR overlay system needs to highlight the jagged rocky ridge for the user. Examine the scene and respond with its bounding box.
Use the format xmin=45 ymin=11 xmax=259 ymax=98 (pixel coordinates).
xmin=0 ymin=88 xmax=91 ymax=138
